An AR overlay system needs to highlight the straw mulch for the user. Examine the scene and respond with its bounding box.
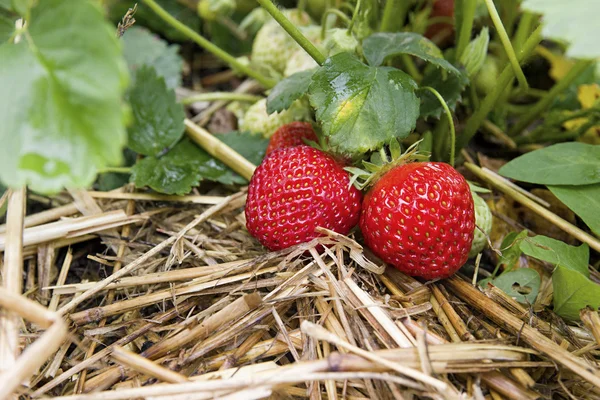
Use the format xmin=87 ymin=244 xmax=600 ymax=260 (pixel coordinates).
xmin=1 ymin=182 xmax=599 ymax=400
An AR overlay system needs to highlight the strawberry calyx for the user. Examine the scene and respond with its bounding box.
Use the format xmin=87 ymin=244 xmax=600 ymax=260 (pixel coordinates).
xmin=345 ymin=140 xmax=429 ymax=190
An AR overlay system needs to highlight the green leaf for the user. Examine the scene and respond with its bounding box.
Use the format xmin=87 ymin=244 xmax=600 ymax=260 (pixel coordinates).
xmin=267 ymin=69 xmax=315 ymax=114
xmin=0 ymin=0 xmax=128 ymax=194
xmin=491 ymin=269 xmax=541 ymax=304
xmin=522 ymin=0 xmax=600 ymax=59
xmin=308 ymin=52 xmax=419 ymax=157
xmin=459 ymin=27 xmax=489 ymax=79
xmin=131 ymin=133 xmax=268 ymax=195
xmin=122 ymin=26 xmax=182 ymax=90
xmin=217 ymin=131 xmax=268 ymax=167
xmin=520 ymin=235 xmax=589 ymax=277
xmin=419 ymin=66 xmax=469 ymax=119
xmin=497 ymin=230 xmax=528 ymax=271
xmin=131 ymin=138 xmax=223 ymax=195
xmin=549 ymin=184 xmax=600 ymax=236
xmin=363 ymin=32 xmax=460 ymax=76
xmin=553 ymin=265 xmax=600 ymax=321
xmin=499 ymin=143 xmax=600 ymax=185
xmin=127 ymin=66 xmax=185 ymax=157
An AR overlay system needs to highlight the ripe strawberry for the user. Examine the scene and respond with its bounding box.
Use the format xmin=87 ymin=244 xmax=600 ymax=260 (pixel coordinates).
xmin=266 ymin=122 xmax=318 ymax=155
xmin=469 ymin=192 xmax=492 ymax=258
xmin=360 ymin=162 xmax=475 ymax=279
xmin=245 ymin=145 xmax=362 ymax=251
xmin=424 ymin=0 xmax=454 ymax=43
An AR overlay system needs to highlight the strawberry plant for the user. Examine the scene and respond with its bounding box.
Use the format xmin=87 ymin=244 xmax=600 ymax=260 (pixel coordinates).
xmin=2 ymin=0 xmax=600 ymax=397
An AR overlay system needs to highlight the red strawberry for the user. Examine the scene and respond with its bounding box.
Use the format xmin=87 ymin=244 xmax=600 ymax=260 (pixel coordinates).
xmin=425 ymin=0 xmax=454 ymax=44
xmin=245 ymin=145 xmax=362 ymax=251
xmin=360 ymin=162 xmax=474 ymax=279
xmin=266 ymin=122 xmax=318 ymax=155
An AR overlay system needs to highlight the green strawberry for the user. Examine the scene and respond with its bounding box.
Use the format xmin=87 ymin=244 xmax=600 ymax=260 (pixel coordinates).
xmin=474 ymin=56 xmax=500 ymax=96
xmin=283 ymin=26 xmax=324 ymax=77
xmin=323 ymin=28 xmax=359 ymax=57
xmin=469 ymin=192 xmax=493 ymax=258
xmin=239 ymin=98 xmax=312 ymax=138
xmin=251 ymin=10 xmax=313 ymax=74
xmin=197 ymin=0 xmax=236 ymax=21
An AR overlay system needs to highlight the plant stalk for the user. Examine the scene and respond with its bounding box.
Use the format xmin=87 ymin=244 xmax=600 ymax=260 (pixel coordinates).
xmin=456 ymin=25 xmax=542 ymax=151
xmin=141 ymin=0 xmax=276 ymax=88
xmin=380 ymin=0 xmax=409 ymax=32
xmin=181 ymin=92 xmax=263 ymax=105
xmin=509 ymin=59 xmax=594 ymax=136
xmin=465 ymin=163 xmax=600 ymax=253
xmin=421 ymin=86 xmax=456 ymax=166
xmin=185 ymin=119 xmax=256 ymax=181
xmin=483 ymin=0 xmax=528 ymax=90
xmin=454 ymin=0 xmax=477 ymax=61
xmin=347 ymin=0 xmax=363 ymax=34
xmin=255 ymin=0 xmax=326 ymax=65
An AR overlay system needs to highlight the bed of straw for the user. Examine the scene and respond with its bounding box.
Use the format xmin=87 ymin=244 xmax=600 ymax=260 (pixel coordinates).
xmin=0 ymin=172 xmax=599 ymax=400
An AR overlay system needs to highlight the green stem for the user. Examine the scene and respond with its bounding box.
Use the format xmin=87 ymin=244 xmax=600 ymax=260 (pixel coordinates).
xmin=347 ymin=0 xmax=363 ymax=34
xmin=483 ymin=0 xmax=529 ymax=90
xmin=298 ymin=0 xmax=308 ymax=13
xmin=320 ymin=9 xmax=352 ymax=39
xmin=511 ymin=11 xmax=536 ymax=53
xmin=509 ymin=59 xmax=594 ymax=136
xmin=141 ymin=0 xmax=276 ymax=89
xmin=255 ymin=0 xmax=326 ymax=65
xmin=401 ymin=54 xmax=422 ymax=82
xmin=457 ymin=25 xmax=542 ymax=151
xmin=380 ymin=0 xmax=409 ymax=32
xmin=98 ymin=167 xmax=132 ymax=174
xmin=421 ymin=86 xmax=456 ymax=166
xmin=181 ymin=92 xmax=263 ymax=105
xmin=454 ymin=0 xmax=477 ymax=62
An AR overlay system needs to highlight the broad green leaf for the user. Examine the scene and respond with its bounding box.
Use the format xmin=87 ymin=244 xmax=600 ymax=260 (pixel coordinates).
xmin=122 ymin=27 xmax=182 ymax=90
xmin=127 ymin=66 xmax=185 ymax=157
xmin=553 ymin=265 xmax=600 ymax=321
xmin=549 ymin=184 xmax=600 ymax=236
xmin=492 ymin=269 xmax=541 ymax=304
xmin=520 ymin=235 xmax=589 ymax=277
xmin=363 ymin=32 xmax=460 ymax=76
xmin=522 ymin=0 xmax=600 ymax=59
xmin=131 ymin=133 xmax=268 ymax=195
xmin=308 ymin=52 xmax=419 ymax=157
xmin=497 ymin=231 xmax=528 ymax=271
xmin=0 ymin=0 xmax=128 ymax=193
xmin=217 ymin=131 xmax=268 ymax=167
xmin=419 ymin=65 xmax=469 ymax=119
xmin=267 ymin=69 xmax=315 ymax=114
xmin=459 ymin=27 xmax=489 ymax=79
xmin=499 ymin=143 xmax=600 ymax=185
xmin=132 ymin=138 xmax=228 ymax=195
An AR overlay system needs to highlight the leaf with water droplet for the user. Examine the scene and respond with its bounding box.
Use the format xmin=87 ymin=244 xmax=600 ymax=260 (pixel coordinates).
xmin=308 ymin=53 xmax=419 ymax=157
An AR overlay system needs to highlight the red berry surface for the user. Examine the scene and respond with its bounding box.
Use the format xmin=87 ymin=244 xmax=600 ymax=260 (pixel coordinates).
xmin=245 ymin=145 xmax=362 ymax=251
xmin=266 ymin=122 xmax=318 ymax=155
xmin=425 ymin=0 xmax=454 ymax=41
xmin=360 ymin=162 xmax=474 ymax=279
